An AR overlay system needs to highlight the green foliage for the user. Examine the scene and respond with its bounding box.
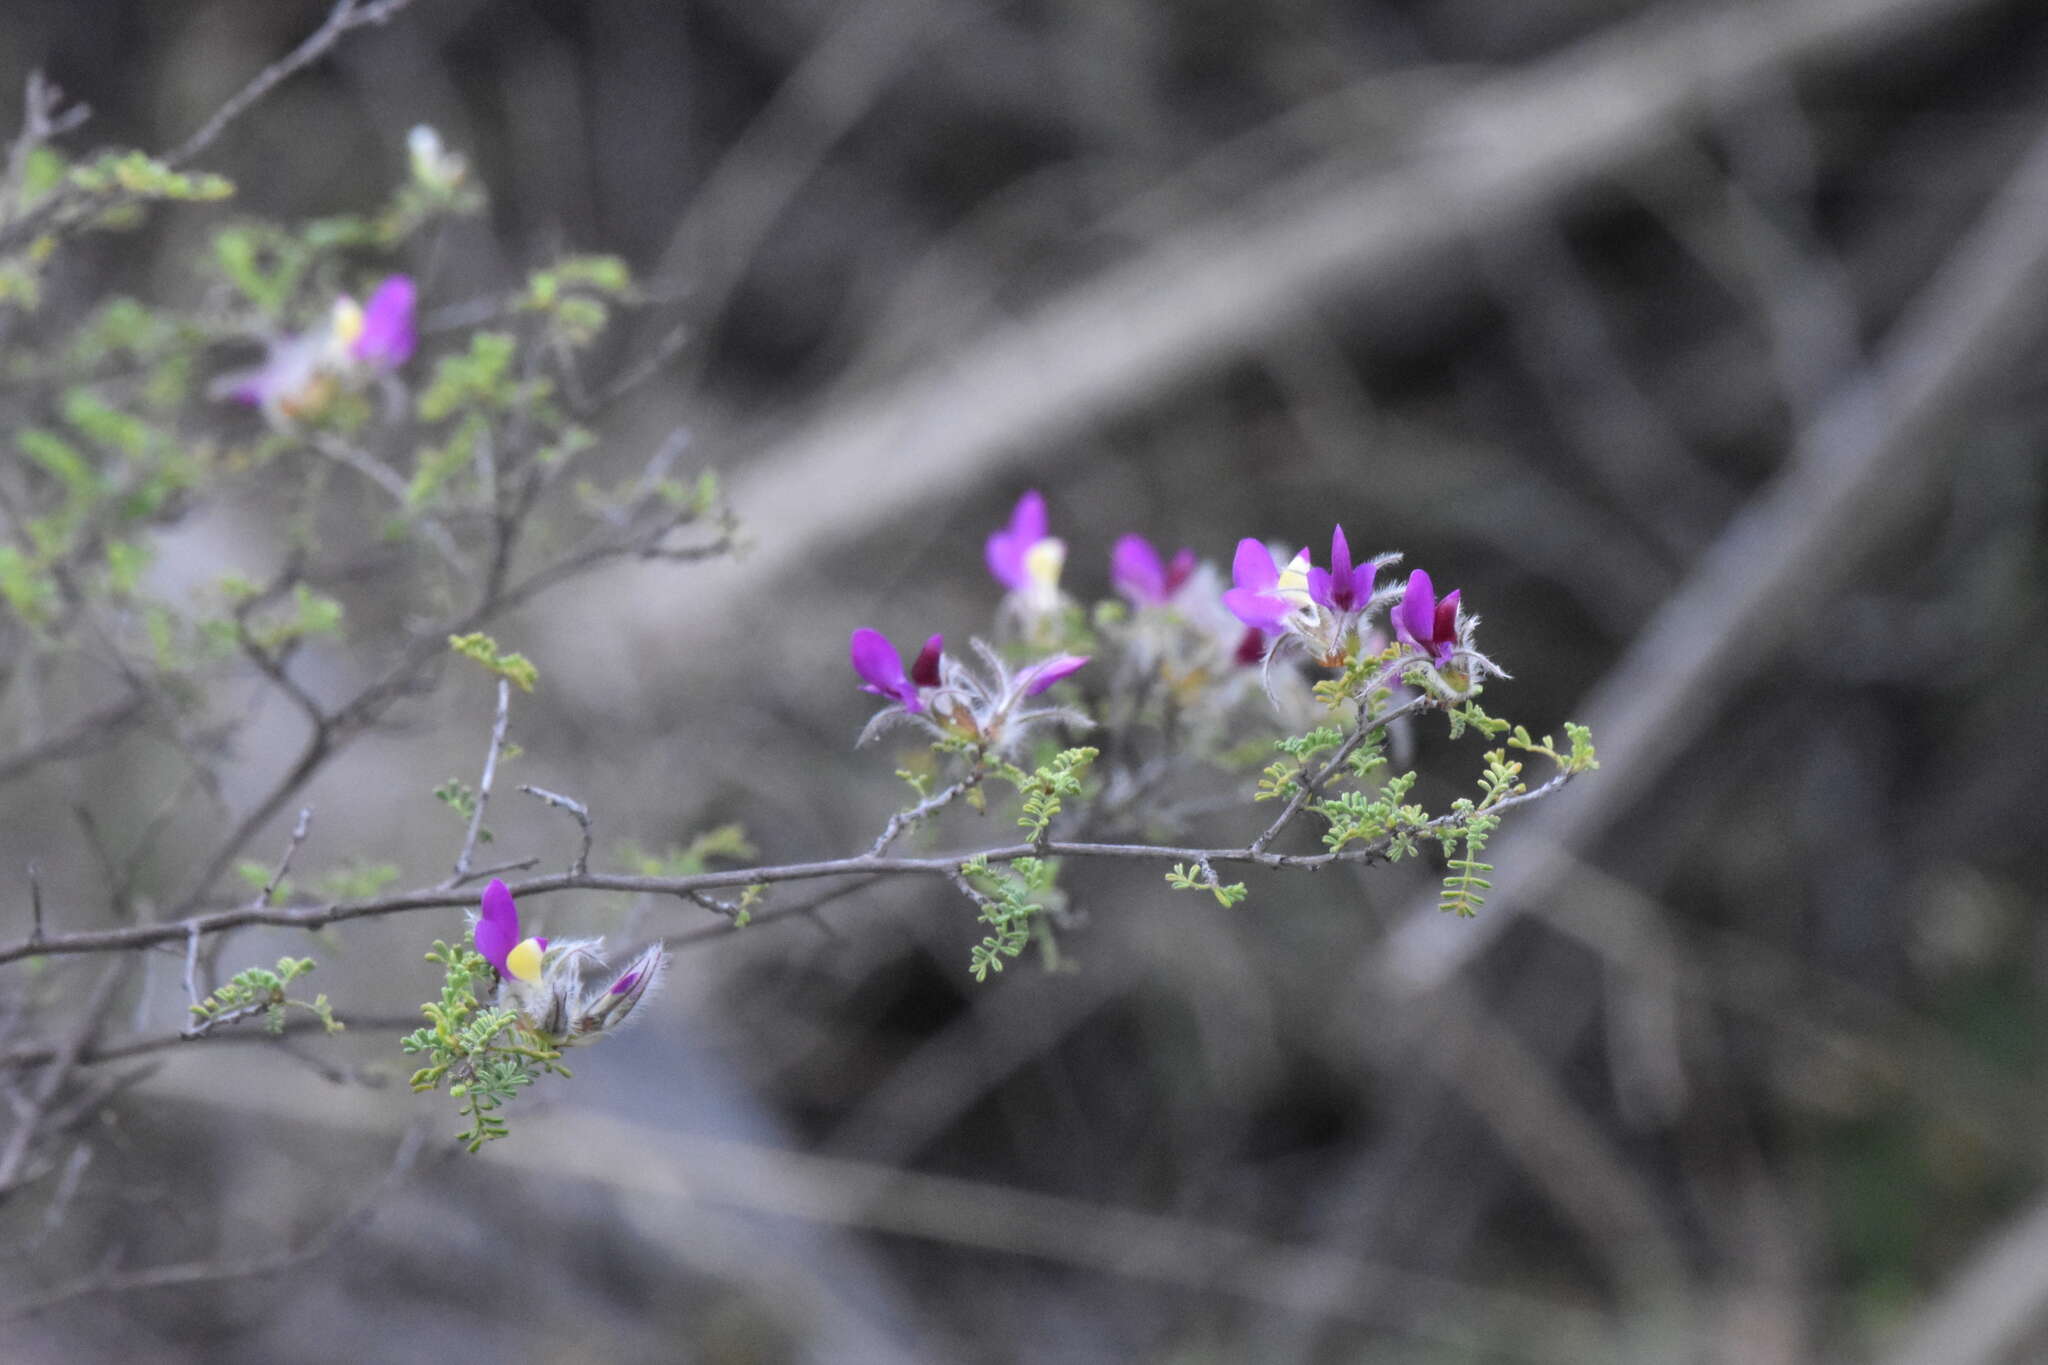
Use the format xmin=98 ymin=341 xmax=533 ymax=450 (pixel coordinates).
xmin=418 ymin=332 xmax=522 ymax=422
xmin=312 ymin=860 xmax=401 ymax=901
xmin=235 ymin=859 xmax=293 ymax=907
xmin=211 ymin=223 xmax=313 ymax=317
xmin=1315 ymin=769 xmax=1423 ymax=857
xmin=1165 ymin=862 xmax=1248 ymax=907
xmin=959 ymin=854 xmax=1063 ymax=981
xmin=245 ymin=583 xmax=345 ymax=651
xmin=1447 ymin=697 xmax=1511 ymax=741
xmin=402 ymin=940 xmax=567 ymax=1152
xmin=433 ymin=778 xmax=488 ymax=843
xmin=1435 ymin=751 xmax=1523 ymax=917
xmin=0 ymin=545 xmax=59 ymax=628
xmin=1310 ymin=641 xmax=1400 ymax=710
xmin=189 ymin=957 xmax=341 ymax=1036
xmin=1255 ymin=725 xmax=1343 ymax=802
xmin=617 ymin=824 xmax=757 ymax=876
xmin=994 ymin=746 xmax=1099 ymax=842
xmin=66 ymin=152 xmax=233 ymax=205
xmin=521 ymin=255 xmax=635 ymax=348
xmin=448 ymin=632 xmax=538 ymax=693
xmin=1509 ymin=721 xmax=1599 ymax=774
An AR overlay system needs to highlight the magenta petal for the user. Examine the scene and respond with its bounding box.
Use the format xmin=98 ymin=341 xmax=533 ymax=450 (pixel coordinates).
xmin=910 ymin=634 xmax=944 ymax=688
xmin=1164 ymin=549 xmax=1196 ymax=594
xmin=1329 ymin=525 xmax=1353 ymax=581
xmin=850 ymin=628 xmax=922 ymax=710
xmin=1397 ymin=570 xmax=1436 ymax=646
xmin=1019 ymin=653 xmax=1089 ymax=696
xmin=1433 ymin=590 xmax=1461 ymax=646
xmin=1111 ymin=534 xmax=1165 ymax=604
xmin=475 ymin=879 xmax=519 ymax=973
xmin=850 ymin=628 xmax=906 ymax=692
xmin=1305 ymin=566 xmax=1335 ymax=610
xmin=353 ymin=276 xmax=417 ymax=369
xmin=1230 ymin=538 xmax=1278 ymax=594
xmin=1222 ymin=587 xmax=1293 ymax=632
xmin=1009 ymin=490 xmax=1048 ymax=547
xmin=985 ymin=492 xmax=1048 ymax=590
xmin=984 ymin=532 xmax=1025 ymax=590
xmin=609 ymin=969 xmax=640 ymax=996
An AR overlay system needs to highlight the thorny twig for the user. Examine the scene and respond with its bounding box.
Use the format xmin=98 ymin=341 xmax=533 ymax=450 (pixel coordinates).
xmin=161 ymin=0 xmax=426 ymax=170
xmin=0 ymin=770 xmax=1577 ymax=971
xmin=869 ymin=774 xmax=981 ymax=857
xmin=248 ymin=809 xmax=314 ymax=911
xmin=0 ymin=72 xmax=88 ymax=225
xmin=0 ymin=0 xmax=427 ymax=255
xmin=1248 ymin=692 xmax=1433 ymax=855
xmin=448 ymin=680 xmax=511 ymax=884
xmin=519 ymin=785 xmax=592 ymax=877
xmin=0 ymin=962 xmax=124 ymax=1202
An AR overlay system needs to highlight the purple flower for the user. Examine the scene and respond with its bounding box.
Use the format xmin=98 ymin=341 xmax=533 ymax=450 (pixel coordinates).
xmin=1111 ymin=534 xmax=1196 ymax=607
xmin=349 ymin=275 xmax=417 ymax=371
xmin=585 ymin=943 xmax=666 ymax=1032
xmin=850 ymin=628 xmax=943 ymax=712
xmin=985 ymin=490 xmax=1064 ymax=596
xmin=1232 ymin=626 xmax=1267 ymax=667
xmin=1222 ymin=539 xmax=1308 ymax=632
xmin=1016 ymin=653 xmax=1089 ymax=696
xmin=475 ymin=879 xmax=547 ymax=984
xmin=1305 ymin=525 xmax=1371 ymax=613
xmin=1394 ymin=570 xmax=1461 ymax=664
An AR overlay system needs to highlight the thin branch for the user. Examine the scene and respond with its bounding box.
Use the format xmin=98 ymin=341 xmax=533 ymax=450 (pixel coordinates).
xmin=247 ymin=809 xmax=313 ymax=911
xmin=519 ymin=785 xmax=592 ymax=877
xmin=178 ymin=925 xmax=205 ymax=1030
xmin=309 ymin=436 xmax=472 ymax=578
xmin=26 ymin=864 xmax=43 ymax=946
xmin=0 ymin=770 xmax=1575 ymax=969
xmin=448 ymin=680 xmax=511 ymax=884
xmin=0 ymin=0 xmax=427 ymax=255
xmin=0 ymin=693 xmax=146 ymax=787
xmin=0 ymin=962 xmax=124 ymax=1202
xmin=161 ymin=0 xmax=425 ymax=170
xmin=0 ymin=1013 xmax=421 ymax=1075
xmin=868 ymin=775 xmax=978 ymax=856
xmin=1249 ymin=692 xmax=1433 ymax=855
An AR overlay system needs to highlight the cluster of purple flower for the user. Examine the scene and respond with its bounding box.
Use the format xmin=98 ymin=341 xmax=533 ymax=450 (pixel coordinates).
xmin=471 ymin=879 xmax=664 ymax=1045
xmin=850 ymin=491 xmax=1501 ymax=744
xmin=213 ymin=274 xmax=418 ymax=424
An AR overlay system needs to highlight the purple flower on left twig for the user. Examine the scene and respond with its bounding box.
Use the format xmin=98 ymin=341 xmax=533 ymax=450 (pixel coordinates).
xmin=212 ymin=273 xmax=419 ymax=424
xmin=850 ymin=628 xmax=943 ymax=713
xmin=470 ymin=879 xmax=665 ymax=1045
xmin=850 ymin=630 xmax=1090 ymax=753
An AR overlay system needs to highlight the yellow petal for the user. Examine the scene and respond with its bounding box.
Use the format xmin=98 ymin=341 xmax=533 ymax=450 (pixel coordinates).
xmin=1024 ymin=538 xmax=1066 ymax=591
xmin=505 ymin=937 xmax=546 ymax=984
xmin=330 ymin=296 xmax=365 ymax=349
xmin=1275 ymin=548 xmax=1314 ymax=608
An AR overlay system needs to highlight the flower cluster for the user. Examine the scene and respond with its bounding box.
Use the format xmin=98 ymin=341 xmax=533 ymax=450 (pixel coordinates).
xmin=1223 ymin=527 xmax=1503 ymax=694
xmin=213 ymin=273 xmax=418 ymax=424
xmin=851 ymin=629 xmax=1089 ymax=752
xmin=472 ymin=879 xmax=664 ymax=1046
xmin=850 ymin=492 xmax=1505 ymax=752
